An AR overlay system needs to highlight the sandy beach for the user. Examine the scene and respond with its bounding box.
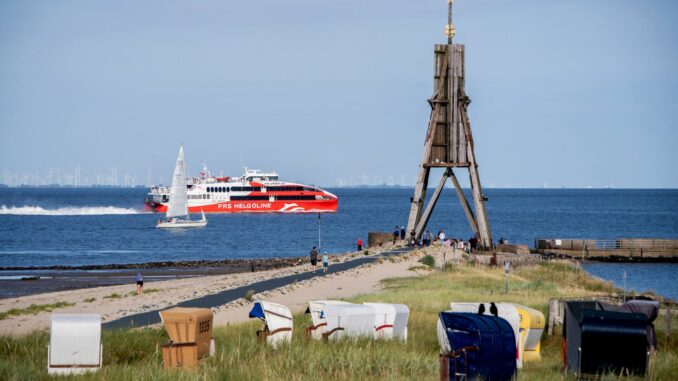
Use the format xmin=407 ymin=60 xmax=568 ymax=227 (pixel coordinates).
xmin=0 ymin=244 xmax=434 ymax=337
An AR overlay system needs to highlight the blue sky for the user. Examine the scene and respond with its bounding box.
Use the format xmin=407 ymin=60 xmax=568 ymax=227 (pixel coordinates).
xmin=1 ymin=0 xmax=676 ymax=188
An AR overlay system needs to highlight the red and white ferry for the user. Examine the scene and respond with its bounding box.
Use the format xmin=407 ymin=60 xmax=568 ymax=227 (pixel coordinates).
xmin=145 ymin=166 xmax=338 ymax=213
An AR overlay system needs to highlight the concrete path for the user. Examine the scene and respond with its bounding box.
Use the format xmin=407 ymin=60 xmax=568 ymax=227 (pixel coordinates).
xmin=103 ymin=247 xmax=414 ymax=329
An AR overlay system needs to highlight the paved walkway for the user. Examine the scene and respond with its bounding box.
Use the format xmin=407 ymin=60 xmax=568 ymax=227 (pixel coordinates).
xmin=103 ymin=246 xmax=414 ymax=329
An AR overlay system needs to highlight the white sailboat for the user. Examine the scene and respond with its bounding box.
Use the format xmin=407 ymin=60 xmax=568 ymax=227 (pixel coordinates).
xmin=156 ymin=145 xmax=207 ymax=229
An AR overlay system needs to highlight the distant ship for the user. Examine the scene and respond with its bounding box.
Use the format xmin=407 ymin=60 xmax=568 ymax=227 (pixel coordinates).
xmin=145 ymin=165 xmax=338 ymax=213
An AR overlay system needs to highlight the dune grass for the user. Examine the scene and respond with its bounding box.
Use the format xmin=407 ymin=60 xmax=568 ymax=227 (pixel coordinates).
xmin=0 ymin=302 xmax=74 ymax=321
xmin=0 ymin=261 xmax=676 ymax=380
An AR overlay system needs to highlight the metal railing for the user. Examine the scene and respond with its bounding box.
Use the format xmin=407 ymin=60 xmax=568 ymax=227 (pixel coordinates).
xmin=534 ymin=238 xmax=678 ymax=250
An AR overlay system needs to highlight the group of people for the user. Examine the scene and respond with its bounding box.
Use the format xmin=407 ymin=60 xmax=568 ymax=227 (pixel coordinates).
xmin=392 ymin=225 xmax=406 ymax=244
xmin=408 ymin=229 xmax=482 ymax=254
xmin=308 ymin=246 xmax=330 ymax=274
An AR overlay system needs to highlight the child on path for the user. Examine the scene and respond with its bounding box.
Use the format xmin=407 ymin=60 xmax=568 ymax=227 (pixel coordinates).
xmin=322 ymin=253 xmax=329 ymax=274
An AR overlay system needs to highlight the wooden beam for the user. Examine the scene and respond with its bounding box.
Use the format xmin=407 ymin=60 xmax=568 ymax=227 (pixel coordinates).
xmin=423 ymin=162 xmax=470 ymax=168
xmin=415 ymin=169 xmax=450 ymax=238
xmin=459 ymin=105 xmax=492 ymax=249
xmin=449 ymin=169 xmax=480 ymax=236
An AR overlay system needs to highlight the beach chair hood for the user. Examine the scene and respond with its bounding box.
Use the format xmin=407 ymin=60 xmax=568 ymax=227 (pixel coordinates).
xmin=306 ymin=300 xmax=351 ymax=340
xmin=564 ymin=301 xmax=649 ymax=376
xmin=510 ymin=303 xmax=545 ymax=363
xmin=249 ymin=301 xmax=293 ymax=348
xmin=438 ymin=312 xmax=516 ymax=381
xmin=48 ymin=314 xmax=102 ymax=375
xmin=364 ymin=303 xmax=409 ymax=341
xmin=450 ymin=302 xmax=523 ymax=368
xmin=323 ymin=304 xmax=376 ymax=340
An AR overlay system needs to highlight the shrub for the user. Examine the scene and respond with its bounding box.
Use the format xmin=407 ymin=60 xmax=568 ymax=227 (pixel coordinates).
xmin=419 ymin=255 xmax=435 ymax=267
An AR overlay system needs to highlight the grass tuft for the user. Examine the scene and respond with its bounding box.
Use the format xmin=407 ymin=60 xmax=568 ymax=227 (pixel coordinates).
xmin=0 ymin=302 xmax=74 ymax=320
xmin=419 ymin=255 xmax=435 ymax=267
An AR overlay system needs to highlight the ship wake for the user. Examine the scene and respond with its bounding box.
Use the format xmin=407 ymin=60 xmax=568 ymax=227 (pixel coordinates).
xmin=0 ymin=205 xmax=143 ymax=216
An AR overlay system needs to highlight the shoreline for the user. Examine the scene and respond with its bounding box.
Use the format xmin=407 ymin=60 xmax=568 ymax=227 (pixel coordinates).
xmin=0 ymin=244 xmax=421 ymax=336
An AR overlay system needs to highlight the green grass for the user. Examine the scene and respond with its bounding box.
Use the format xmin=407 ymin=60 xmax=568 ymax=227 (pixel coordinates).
xmin=104 ymin=293 xmax=122 ymax=299
xmin=0 ymin=262 xmax=676 ymax=380
xmin=84 ymin=298 xmax=96 ymax=303
xmin=0 ymin=302 xmax=74 ymax=321
xmin=127 ymin=288 xmax=163 ymax=297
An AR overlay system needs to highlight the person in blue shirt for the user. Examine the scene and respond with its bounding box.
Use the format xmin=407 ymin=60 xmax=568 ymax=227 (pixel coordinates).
xmin=136 ymin=272 xmax=144 ymax=295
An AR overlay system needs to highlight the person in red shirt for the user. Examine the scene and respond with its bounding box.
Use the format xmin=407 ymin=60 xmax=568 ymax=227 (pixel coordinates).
xmin=357 ymin=238 xmax=363 ymax=251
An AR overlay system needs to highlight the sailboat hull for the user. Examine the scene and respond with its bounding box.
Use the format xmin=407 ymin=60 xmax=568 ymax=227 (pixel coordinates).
xmin=156 ymin=219 xmax=207 ymax=229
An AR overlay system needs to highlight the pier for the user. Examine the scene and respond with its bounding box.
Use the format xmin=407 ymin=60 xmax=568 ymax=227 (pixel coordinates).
xmin=534 ymin=239 xmax=678 ymax=262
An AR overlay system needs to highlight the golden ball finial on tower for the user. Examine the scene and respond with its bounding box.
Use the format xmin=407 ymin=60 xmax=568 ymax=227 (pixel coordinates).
xmin=445 ymin=0 xmax=456 ymax=42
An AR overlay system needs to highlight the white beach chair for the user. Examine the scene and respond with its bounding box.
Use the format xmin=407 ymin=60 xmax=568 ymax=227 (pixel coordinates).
xmin=47 ymin=314 xmax=102 ymax=375
xmin=305 ymin=300 xmax=351 ymax=340
xmin=364 ymin=303 xmax=409 ymax=341
xmin=449 ymin=302 xmax=524 ymax=369
xmin=323 ymin=304 xmax=376 ymax=340
xmin=249 ymin=301 xmax=293 ymax=348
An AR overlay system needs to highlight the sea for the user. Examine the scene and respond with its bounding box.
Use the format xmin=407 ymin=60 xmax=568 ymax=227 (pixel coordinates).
xmin=1 ymin=188 xmax=677 ymax=299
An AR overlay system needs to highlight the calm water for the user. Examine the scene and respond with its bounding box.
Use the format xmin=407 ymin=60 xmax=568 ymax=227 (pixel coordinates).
xmin=1 ymin=188 xmax=677 ymax=297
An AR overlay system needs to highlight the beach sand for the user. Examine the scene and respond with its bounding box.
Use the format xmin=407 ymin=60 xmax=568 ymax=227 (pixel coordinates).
xmin=0 ymin=245 xmax=430 ymax=337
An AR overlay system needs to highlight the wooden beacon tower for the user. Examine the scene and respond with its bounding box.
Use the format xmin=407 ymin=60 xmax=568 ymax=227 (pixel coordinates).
xmin=406 ymin=0 xmax=492 ymax=249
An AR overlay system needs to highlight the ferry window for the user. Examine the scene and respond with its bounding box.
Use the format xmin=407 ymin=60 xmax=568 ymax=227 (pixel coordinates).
xmin=227 ymin=187 xmax=230 ymax=192
xmin=252 ymin=187 xmax=261 ymax=192
xmin=278 ymin=195 xmax=316 ymax=201
xmin=231 ymin=195 xmax=270 ymax=201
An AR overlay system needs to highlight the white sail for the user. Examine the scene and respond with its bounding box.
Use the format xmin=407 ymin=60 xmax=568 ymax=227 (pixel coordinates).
xmin=166 ymin=145 xmax=188 ymax=218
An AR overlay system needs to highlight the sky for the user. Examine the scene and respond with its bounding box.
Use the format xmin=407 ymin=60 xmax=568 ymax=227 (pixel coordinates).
xmin=0 ymin=0 xmax=676 ymax=188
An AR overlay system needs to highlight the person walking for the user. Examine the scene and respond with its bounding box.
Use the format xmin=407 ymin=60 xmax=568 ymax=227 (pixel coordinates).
xmin=309 ymin=246 xmax=319 ymax=273
xmin=399 ymin=226 xmax=406 ymax=240
xmin=357 ymin=238 xmax=363 ymax=251
xmin=322 ymin=253 xmax=329 ymax=274
xmin=135 ymin=272 xmax=144 ymax=295
xmin=393 ymin=226 xmax=399 ymax=245
xmin=438 ymin=230 xmax=446 ymax=243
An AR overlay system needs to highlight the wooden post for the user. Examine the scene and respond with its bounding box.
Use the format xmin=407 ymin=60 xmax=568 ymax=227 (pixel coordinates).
xmin=666 ymin=306 xmax=672 ymax=345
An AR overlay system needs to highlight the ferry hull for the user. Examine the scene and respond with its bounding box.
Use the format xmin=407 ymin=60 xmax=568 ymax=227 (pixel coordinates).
xmin=146 ymin=199 xmax=338 ymax=213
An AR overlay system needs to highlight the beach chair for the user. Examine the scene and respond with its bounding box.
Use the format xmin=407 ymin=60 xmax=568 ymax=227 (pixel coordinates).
xmin=305 ymin=300 xmax=351 ymax=340
xmin=364 ymin=303 xmax=409 ymax=341
xmin=622 ymin=300 xmax=660 ymax=353
xmin=47 ymin=314 xmax=102 ymax=375
xmin=249 ymin=301 xmax=293 ymax=348
xmin=564 ymin=301 xmax=649 ymax=377
xmin=159 ymin=307 xmax=215 ymax=369
xmin=437 ymin=312 xmax=516 ymax=381
xmin=449 ymin=302 xmax=523 ymax=369
xmin=510 ymin=304 xmax=545 ymax=362
xmin=322 ymin=304 xmax=376 ymax=340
